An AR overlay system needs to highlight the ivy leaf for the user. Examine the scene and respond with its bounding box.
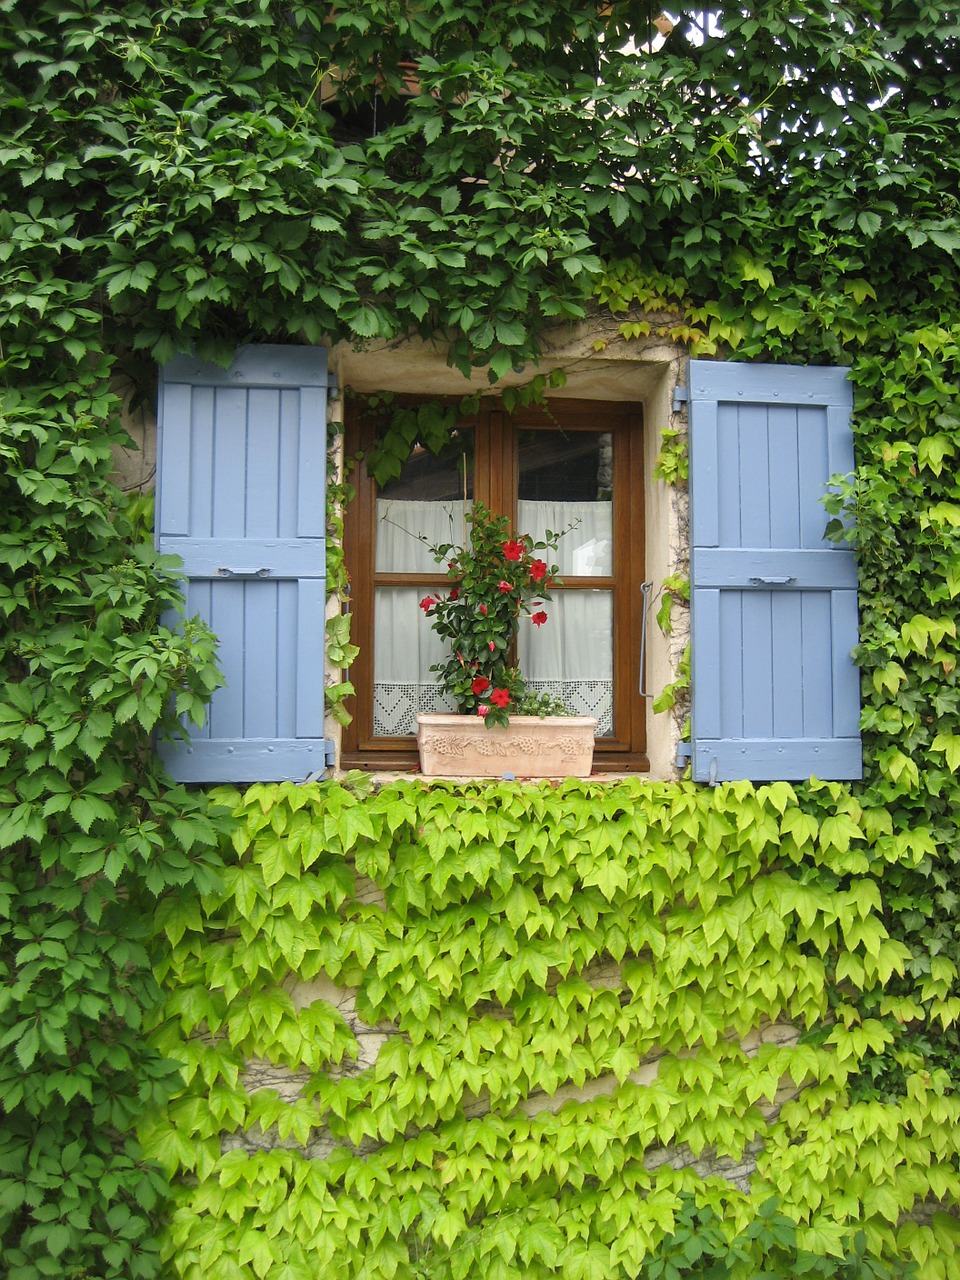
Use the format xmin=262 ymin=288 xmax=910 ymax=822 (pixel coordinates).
xmin=45 ymin=1224 xmax=74 ymax=1258
xmin=917 ymin=435 xmax=955 ymax=476
xmin=14 ymin=1023 xmax=40 ymax=1070
xmin=931 ymin=732 xmax=960 ymax=772
xmin=346 ymin=306 xmax=384 ymax=338
xmin=927 ymin=227 xmax=960 ymax=252
xmin=856 ymin=210 xmax=882 ymax=238
xmin=494 ymin=318 xmax=526 ymax=346
xmin=260 ymin=836 xmax=296 ymax=888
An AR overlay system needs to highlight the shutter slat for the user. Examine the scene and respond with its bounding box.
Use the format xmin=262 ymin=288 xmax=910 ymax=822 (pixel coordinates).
xmin=157 ymin=383 xmax=193 ymax=536
xmin=688 ymin=360 xmax=862 ymax=783
xmin=832 ymin=590 xmax=863 ymax=734
xmin=156 ymin=345 xmax=329 ymax=783
xmin=772 ymin=592 xmax=804 ymax=735
xmin=296 ymin=580 xmax=328 ymax=738
xmin=696 ymin=588 xmax=724 ymax=739
xmin=297 ymin=387 xmax=329 ymax=538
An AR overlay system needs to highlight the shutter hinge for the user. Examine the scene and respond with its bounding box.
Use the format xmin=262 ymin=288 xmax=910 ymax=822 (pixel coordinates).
xmin=327 ymin=372 xmax=340 ymax=402
xmin=675 ymin=741 xmax=692 ymax=767
xmin=672 ymin=386 xmax=688 ymax=413
xmin=303 ymin=739 xmax=338 ymax=784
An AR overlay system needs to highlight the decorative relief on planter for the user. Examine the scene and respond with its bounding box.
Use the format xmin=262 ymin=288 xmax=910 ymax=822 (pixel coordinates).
xmin=415 ymin=713 xmax=597 ymax=778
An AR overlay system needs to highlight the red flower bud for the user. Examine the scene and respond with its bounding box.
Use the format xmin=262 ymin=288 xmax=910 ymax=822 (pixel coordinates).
xmin=497 ymin=580 xmax=512 ymax=593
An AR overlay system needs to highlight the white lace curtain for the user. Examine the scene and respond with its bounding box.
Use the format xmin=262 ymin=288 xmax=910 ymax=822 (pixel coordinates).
xmin=373 ymin=499 xmax=614 ymax=736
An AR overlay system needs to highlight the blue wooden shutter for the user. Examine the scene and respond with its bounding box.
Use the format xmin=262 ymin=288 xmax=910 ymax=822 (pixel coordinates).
xmin=156 ymin=345 xmax=330 ymax=783
xmin=687 ymin=360 xmax=861 ymax=783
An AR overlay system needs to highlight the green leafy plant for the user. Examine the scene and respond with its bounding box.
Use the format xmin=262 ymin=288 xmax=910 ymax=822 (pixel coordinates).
xmin=3 ymin=2 xmax=960 ymax=1276
xmin=514 ymin=688 xmax=572 ymax=717
xmin=140 ymin=776 xmax=951 ymax=1280
xmin=656 ymin=575 xmax=690 ymax=637
xmin=654 ymin=428 xmax=689 ymax=485
xmin=418 ymin=501 xmax=567 ymax=727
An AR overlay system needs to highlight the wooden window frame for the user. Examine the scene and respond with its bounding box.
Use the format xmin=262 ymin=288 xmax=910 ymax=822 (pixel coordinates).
xmin=342 ymin=396 xmax=648 ymax=772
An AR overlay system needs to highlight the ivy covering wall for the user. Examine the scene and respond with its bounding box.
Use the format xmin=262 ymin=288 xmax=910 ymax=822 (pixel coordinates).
xmin=1 ymin=2 xmax=959 ymax=1277
xmin=143 ymin=778 xmax=959 ymax=1280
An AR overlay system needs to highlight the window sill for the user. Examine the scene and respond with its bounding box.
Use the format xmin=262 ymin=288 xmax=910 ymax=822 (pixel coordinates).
xmin=337 ymin=751 xmax=651 ymax=779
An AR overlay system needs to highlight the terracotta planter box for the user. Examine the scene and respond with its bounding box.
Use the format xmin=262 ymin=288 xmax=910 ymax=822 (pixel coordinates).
xmin=415 ymin=713 xmax=598 ymax=779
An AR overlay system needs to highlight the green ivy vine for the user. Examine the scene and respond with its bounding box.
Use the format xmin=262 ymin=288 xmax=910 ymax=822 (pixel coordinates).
xmin=2 ymin=2 xmax=960 ymax=1277
xmin=141 ymin=778 xmax=958 ymax=1280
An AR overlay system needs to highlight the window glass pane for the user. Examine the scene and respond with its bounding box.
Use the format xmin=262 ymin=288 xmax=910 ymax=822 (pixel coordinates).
xmin=375 ymin=429 xmax=474 ymax=573
xmin=517 ymin=430 xmax=612 ymax=576
xmin=373 ymin=587 xmax=454 ymax=735
xmin=517 ymin=589 xmax=614 ymax=736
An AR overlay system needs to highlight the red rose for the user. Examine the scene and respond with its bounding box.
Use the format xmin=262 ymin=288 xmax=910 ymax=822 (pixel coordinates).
xmin=530 ymin=559 xmax=547 ymax=582
xmin=532 ymin=610 xmax=548 ymax=627
xmin=419 ymin=595 xmax=436 ymax=612
xmin=490 ymin=688 xmax=510 ymax=708
xmin=502 ymin=539 xmax=524 ymax=561
xmin=497 ymin=580 xmax=512 ymax=593
xmin=471 ymin=676 xmax=491 ymax=695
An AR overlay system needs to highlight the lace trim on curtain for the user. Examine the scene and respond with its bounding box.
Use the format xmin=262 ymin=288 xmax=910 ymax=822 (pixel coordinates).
xmin=373 ymin=681 xmax=613 ymax=738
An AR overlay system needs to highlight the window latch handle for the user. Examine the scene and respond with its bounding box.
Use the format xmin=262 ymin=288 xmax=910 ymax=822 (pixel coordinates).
xmin=217 ymin=567 xmax=271 ymax=578
xmin=748 ymin=575 xmax=795 ymax=586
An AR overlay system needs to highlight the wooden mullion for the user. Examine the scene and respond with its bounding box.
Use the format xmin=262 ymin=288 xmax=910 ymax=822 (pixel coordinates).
xmin=611 ymin=415 xmax=628 ymax=751
xmin=374 ymin=572 xmax=454 ymax=587
xmin=486 ymin=408 xmax=513 ymax=517
xmin=341 ymin=407 xmax=377 ymax=752
xmin=632 ymin=409 xmax=647 ymax=755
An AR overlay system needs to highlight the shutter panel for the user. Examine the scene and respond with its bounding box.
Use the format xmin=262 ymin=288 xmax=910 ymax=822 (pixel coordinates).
xmin=156 ymin=345 xmax=330 ymax=782
xmin=688 ymin=360 xmax=862 ymax=783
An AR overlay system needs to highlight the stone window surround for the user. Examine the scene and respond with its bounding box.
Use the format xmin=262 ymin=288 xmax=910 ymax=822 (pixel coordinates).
xmin=327 ymin=323 xmax=689 ymax=781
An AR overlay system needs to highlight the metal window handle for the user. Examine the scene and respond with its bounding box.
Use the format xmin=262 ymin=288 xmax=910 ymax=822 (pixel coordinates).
xmin=748 ymin=575 xmax=795 ymax=585
xmin=217 ymin=567 xmax=272 ymax=578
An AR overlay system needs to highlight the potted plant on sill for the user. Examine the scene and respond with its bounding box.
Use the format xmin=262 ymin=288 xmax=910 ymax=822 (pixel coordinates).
xmin=415 ymin=502 xmax=597 ymax=778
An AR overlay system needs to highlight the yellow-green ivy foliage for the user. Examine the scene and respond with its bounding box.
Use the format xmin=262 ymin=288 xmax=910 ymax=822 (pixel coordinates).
xmin=144 ymin=779 xmax=959 ymax=1280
